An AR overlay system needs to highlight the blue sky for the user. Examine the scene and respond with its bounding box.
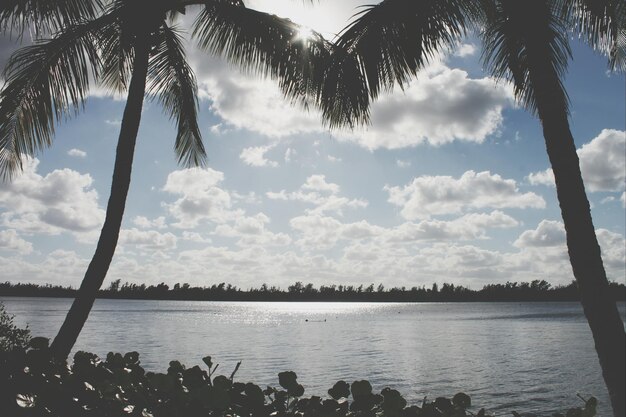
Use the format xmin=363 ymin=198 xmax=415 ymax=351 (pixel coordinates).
xmin=0 ymin=0 xmax=624 ymax=290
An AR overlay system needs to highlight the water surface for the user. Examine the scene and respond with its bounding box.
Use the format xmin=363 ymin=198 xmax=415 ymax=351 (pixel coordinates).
xmin=2 ymin=297 xmax=624 ymax=416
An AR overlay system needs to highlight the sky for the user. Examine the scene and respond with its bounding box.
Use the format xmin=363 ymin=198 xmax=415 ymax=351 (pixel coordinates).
xmin=0 ymin=0 xmax=624 ymax=290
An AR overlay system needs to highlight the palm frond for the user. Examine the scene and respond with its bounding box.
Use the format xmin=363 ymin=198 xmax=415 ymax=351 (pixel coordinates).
xmin=481 ymin=0 xmax=571 ymax=117
xmin=336 ymin=0 xmax=482 ymax=101
xmin=317 ymin=44 xmax=371 ymax=129
xmin=561 ymin=0 xmax=625 ymax=71
xmin=147 ymin=23 xmax=206 ymax=168
xmin=192 ymin=1 xmax=331 ymax=113
xmin=97 ymin=5 xmax=133 ymax=94
xmin=0 ymin=16 xmax=108 ymax=180
xmin=0 ymin=0 xmax=103 ymax=36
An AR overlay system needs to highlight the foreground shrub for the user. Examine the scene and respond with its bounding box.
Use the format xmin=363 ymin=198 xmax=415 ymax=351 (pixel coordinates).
xmin=0 ymin=302 xmax=31 ymax=352
xmin=0 ymin=337 xmax=597 ymax=417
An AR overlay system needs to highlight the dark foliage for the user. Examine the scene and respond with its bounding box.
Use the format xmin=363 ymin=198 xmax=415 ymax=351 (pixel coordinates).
xmin=0 ymin=338 xmax=597 ymax=417
xmin=1 ymin=279 xmax=625 ymax=303
xmin=0 ymin=302 xmax=31 ymax=351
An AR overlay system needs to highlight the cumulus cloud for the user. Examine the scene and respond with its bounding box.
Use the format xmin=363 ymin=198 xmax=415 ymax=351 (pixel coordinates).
xmin=193 ymin=55 xmax=324 ymax=138
xmin=0 ymin=229 xmax=33 ymax=254
xmin=181 ymin=231 xmax=211 ymax=243
xmin=240 ymin=145 xmax=279 ymax=167
xmin=215 ymin=213 xmax=291 ymax=247
xmin=389 ymin=211 xmax=519 ymax=242
xmin=67 ymin=148 xmax=87 ymax=158
xmin=162 ymin=167 xmax=242 ymax=228
xmin=133 ymin=216 xmax=167 ymax=229
xmin=596 ymin=228 xmax=626 ymax=272
xmin=120 ymin=228 xmax=177 ymax=251
xmin=453 ymin=43 xmax=477 ymax=57
xmin=527 ymin=168 xmax=554 ymax=186
xmin=337 ymin=65 xmax=514 ymax=149
xmin=386 ymin=170 xmax=545 ymax=220
xmin=290 ymin=214 xmax=382 ymax=250
xmin=302 ymin=175 xmax=339 ymax=193
xmin=267 ymin=175 xmax=367 ymax=215
xmin=527 ymin=130 xmax=625 ymax=192
xmin=578 ymin=129 xmax=626 ymax=192
xmin=514 ymin=220 xmax=566 ymax=248
xmin=0 ymin=157 xmax=104 ymax=236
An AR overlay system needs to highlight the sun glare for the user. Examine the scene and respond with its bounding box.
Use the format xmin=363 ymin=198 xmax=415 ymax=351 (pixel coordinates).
xmin=295 ymin=26 xmax=314 ymax=42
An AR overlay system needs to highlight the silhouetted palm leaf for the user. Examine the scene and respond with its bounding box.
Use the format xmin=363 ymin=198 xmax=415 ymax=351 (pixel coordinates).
xmin=193 ymin=1 xmax=331 ymax=111
xmin=337 ymin=0 xmax=482 ymax=100
xmin=147 ymin=23 xmax=206 ymax=167
xmin=481 ymin=0 xmax=571 ymax=116
xmin=0 ymin=16 xmax=111 ymax=179
xmin=561 ymin=0 xmax=625 ymax=71
xmin=0 ymin=0 xmax=103 ymax=35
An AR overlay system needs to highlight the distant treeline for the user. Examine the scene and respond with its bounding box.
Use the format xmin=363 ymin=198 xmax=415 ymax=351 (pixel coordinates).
xmin=1 ymin=279 xmax=625 ymax=302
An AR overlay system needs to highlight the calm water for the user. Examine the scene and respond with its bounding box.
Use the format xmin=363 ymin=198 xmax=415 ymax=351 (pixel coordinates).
xmin=2 ymin=298 xmax=625 ymax=416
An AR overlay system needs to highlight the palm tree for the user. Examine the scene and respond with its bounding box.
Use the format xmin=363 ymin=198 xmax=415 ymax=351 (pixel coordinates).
xmin=315 ymin=0 xmax=624 ymax=415
xmin=0 ymin=0 xmax=328 ymax=359
xmin=480 ymin=2 xmax=624 ymax=414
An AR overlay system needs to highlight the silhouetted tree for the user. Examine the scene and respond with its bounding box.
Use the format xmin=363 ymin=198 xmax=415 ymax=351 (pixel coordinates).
xmin=0 ymin=0 xmax=328 ymax=359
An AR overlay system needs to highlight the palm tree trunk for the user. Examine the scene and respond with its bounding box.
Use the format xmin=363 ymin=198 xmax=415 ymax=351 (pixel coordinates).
xmin=535 ymin=71 xmax=625 ymax=417
xmin=50 ymin=38 xmax=151 ymax=360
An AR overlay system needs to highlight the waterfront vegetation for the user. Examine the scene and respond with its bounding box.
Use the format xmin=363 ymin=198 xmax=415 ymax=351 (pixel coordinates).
xmin=1 ymin=279 xmax=625 ymax=303
xmin=0 ymin=307 xmax=600 ymax=417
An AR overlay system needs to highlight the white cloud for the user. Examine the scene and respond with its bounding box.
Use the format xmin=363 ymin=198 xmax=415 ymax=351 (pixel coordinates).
xmin=240 ymin=145 xmax=279 ymax=167
xmin=284 ymin=148 xmax=296 ymax=163
xmin=194 ymin=56 xmax=324 ymax=138
xmin=0 ymin=157 xmax=104 ymax=236
xmin=514 ymin=220 xmax=566 ymax=248
xmin=133 ymin=216 xmax=167 ymax=229
xmin=396 ymin=159 xmax=411 ymax=168
xmin=596 ymin=229 xmax=626 ymax=273
xmin=162 ymin=167 xmax=242 ymax=228
xmin=302 ymin=175 xmax=339 ymax=193
xmin=527 ymin=168 xmax=554 ymax=186
xmin=181 ymin=231 xmax=211 ymax=243
xmin=389 ymin=211 xmax=519 ymax=242
xmin=621 ymin=192 xmax=625 ymax=208
xmin=0 ymin=229 xmax=33 ymax=254
xmin=327 ymin=155 xmax=342 ymax=163
xmin=120 ymin=228 xmax=177 ymax=251
xmin=267 ymin=175 xmax=367 ymax=215
xmin=527 ymin=129 xmax=625 ymax=192
xmin=67 ymin=148 xmax=87 ymax=158
xmin=290 ymin=214 xmax=383 ymax=250
xmin=578 ymin=129 xmax=625 ymax=192
xmin=386 ymin=170 xmax=545 ymax=220
xmin=511 ymin=221 xmax=625 ymax=283
xmin=214 ymin=213 xmax=291 ymax=247
xmin=454 ymin=43 xmax=477 ymax=57
xmin=337 ymin=65 xmax=514 ymax=150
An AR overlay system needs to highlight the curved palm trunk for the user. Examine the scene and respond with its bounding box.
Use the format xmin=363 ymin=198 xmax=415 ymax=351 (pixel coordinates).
xmin=50 ymin=38 xmax=151 ymax=360
xmin=533 ymin=67 xmax=625 ymax=416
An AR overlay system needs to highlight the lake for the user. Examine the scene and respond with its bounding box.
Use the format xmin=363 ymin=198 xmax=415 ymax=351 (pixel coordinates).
xmin=1 ymin=297 xmax=624 ymax=416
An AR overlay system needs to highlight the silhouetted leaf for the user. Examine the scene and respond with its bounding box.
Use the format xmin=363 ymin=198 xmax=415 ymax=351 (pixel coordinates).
xmin=350 ymin=380 xmax=372 ymax=399
xmin=28 ymin=336 xmax=49 ymax=349
xmin=278 ymin=371 xmax=298 ymax=391
xmin=213 ymin=375 xmax=232 ymax=391
xmin=202 ymin=355 xmax=212 ymax=369
xmin=452 ymin=392 xmax=471 ymax=409
xmin=123 ymin=351 xmax=139 ymax=365
xmin=434 ymin=397 xmax=452 ymax=412
xmin=329 ymin=380 xmax=350 ymax=399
